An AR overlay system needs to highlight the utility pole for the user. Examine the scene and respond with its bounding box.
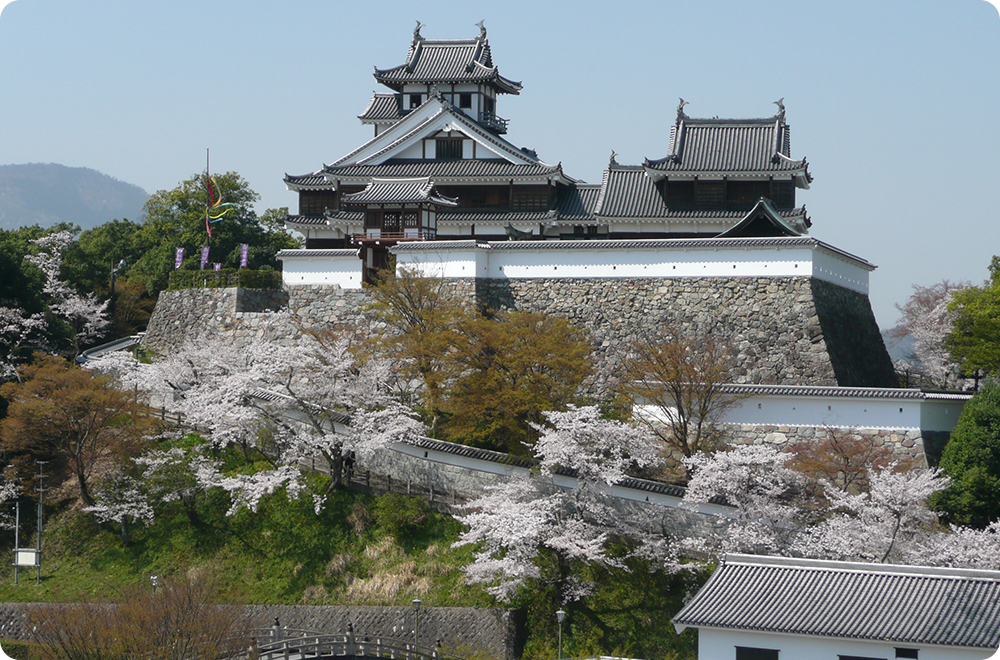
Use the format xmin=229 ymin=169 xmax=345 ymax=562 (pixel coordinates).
xmin=35 ymin=461 xmax=48 ymax=586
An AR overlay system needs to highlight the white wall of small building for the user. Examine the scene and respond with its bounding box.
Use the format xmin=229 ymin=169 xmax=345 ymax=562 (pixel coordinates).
xmin=635 ymin=393 xmax=967 ymax=434
xmin=694 ymin=627 xmax=994 ymax=660
xmin=395 ymin=241 xmax=871 ymax=294
xmin=278 ymin=253 xmax=362 ymax=289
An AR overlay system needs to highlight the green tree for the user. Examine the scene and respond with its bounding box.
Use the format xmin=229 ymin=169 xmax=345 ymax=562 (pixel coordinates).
xmin=624 ymin=328 xmax=740 ymax=479
xmin=946 ymin=256 xmax=1000 ymax=377
xmin=364 ymin=267 xmax=467 ymax=427
xmin=440 ymin=309 xmax=592 ymax=454
xmin=932 ymin=380 xmax=1000 ymax=527
xmin=0 ymin=354 xmax=158 ymax=506
xmin=130 ymin=172 xmax=299 ymax=293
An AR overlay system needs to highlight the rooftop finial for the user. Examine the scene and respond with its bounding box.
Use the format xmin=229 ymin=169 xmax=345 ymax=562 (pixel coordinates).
xmin=677 ymin=98 xmax=690 ymax=122
xmin=475 ymin=20 xmax=486 ymax=39
xmin=413 ymin=21 xmax=425 ymax=42
xmin=773 ymin=97 xmax=785 ymax=120
xmin=609 ymin=150 xmax=618 ymax=166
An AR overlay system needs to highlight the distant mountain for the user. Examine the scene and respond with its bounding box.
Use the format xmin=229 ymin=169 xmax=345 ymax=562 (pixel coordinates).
xmin=0 ymin=163 xmax=149 ymax=231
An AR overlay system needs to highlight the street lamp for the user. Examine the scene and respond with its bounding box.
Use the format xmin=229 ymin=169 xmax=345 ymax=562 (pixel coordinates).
xmin=556 ymin=609 xmax=566 ymax=660
xmin=412 ymin=598 xmax=422 ymax=648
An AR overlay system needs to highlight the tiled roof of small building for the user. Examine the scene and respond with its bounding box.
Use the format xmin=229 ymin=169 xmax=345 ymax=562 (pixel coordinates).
xmin=359 ymin=93 xmax=404 ymax=123
xmin=645 ymin=114 xmax=810 ymax=180
xmin=374 ymin=26 xmax=522 ymax=94
xmin=276 ymin=249 xmax=358 ymax=259
xmin=594 ymin=166 xmax=669 ymax=218
xmin=284 ymin=172 xmax=332 ymax=189
xmin=674 ymin=554 xmax=1000 ymax=649
xmin=284 ymin=214 xmax=328 ymax=226
xmin=437 ymin=210 xmax=556 ymax=225
xmin=325 ymin=159 xmax=562 ymax=180
xmin=341 ymin=177 xmax=458 ymax=206
xmin=556 ymin=184 xmax=602 ymax=218
xmin=716 ymin=383 xmax=972 ymax=400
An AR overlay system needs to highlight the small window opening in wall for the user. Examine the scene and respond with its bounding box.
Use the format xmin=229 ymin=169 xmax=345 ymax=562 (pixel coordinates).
xmin=409 ymin=93 xmax=421 ymax=108
xmin=758 ymin=403 xmax=762 ymax=409
xmin=459 ymin=92 xmax=472 ymax=108
xmin=895 ymin=648 xmax=919 ymax=659
xmin=424 ymin=452 xmax=428 ymax=458
xmin=828 ymin=405 xmax=832 ymax=411
xmin=900 ymin=407 xmax=904 ymax=413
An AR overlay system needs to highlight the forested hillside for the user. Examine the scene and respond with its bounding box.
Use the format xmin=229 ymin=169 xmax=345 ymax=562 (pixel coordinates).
xmin=0 ymin=164 xmax=148 ymax=231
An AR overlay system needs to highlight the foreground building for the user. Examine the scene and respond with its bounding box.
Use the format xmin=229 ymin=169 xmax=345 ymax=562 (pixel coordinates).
xmin=674 ymin=554 xmax=1000 ymax=660
xmin=283 ymin=23 xmax=815 ymax=282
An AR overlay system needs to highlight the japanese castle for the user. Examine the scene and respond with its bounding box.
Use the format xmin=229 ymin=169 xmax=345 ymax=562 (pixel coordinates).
xmin=282 ymin=22 xmax=814 ymax=283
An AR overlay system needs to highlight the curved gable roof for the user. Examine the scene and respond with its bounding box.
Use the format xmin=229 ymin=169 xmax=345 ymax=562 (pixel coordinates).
xmin=374 ymin=30 xmax=522 ymax=95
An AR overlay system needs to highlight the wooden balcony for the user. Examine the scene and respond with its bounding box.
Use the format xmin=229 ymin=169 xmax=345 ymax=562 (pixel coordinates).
xmin=352 ymin=229 xmax=436 ymax=243
xmin=478 ymin=111 xmax=508 ymax=134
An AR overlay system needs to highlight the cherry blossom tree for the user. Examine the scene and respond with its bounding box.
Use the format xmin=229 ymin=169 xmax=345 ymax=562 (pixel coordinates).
xmin=0 ymin=306 xmax=46 ymax=382
xmin=453 ymin=405 xmax=673 ymax=603
xmin=681 ymin=445 xmax=806 ymax=556
xmin=793 ymin=464 xmax=951 ymax=563
xmin=890 ymin=281 xmax=969 ymax=389
xmin=90 ymin=318 xmax=424 ymax=514
xmin=26 ymin=230 xmax=109 ymax=357
xmin=84 ymin=471 xmax=155 ymax=546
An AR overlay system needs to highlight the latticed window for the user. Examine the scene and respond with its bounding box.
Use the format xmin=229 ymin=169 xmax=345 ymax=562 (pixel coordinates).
xmin=459 ymin=93 xmax=472 ymax=108
xmin=436 ymin=139 xmax=463 ymax=161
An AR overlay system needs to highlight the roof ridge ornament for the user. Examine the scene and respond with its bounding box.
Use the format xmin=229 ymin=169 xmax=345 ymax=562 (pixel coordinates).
xmin=476 ymin=20 xmax=487 ymax=40
xmin=676 ymin=98 xmax=690 ymax=123
xmin=773 ymin=97 xmax=785 ymax=121
xmin=413 ymin=21 xmax=425 ymax=43
xmin=609 ymin=150 xmax=618 ymax=166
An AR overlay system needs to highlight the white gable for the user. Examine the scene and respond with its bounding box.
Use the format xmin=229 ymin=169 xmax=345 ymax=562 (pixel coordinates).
xmin=329 ymin=95 xmax=543 ymax=168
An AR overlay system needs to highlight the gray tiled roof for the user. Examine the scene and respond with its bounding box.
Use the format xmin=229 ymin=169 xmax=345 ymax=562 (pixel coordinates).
xmin=285 ymin=214 xmax=328 ymax=226
xmin=674 ymin=554 xmax=1000 ymax=649
xmin=284 ymin=172 xmax=332 ymax=189
xmin=276 ymin=249 xmax=358 ymax=259
xmin=437 ymin=210 xmax=556 ymax=224
xmin=556 ymin=184 xmax=602 ymax=218
xmin=374 ymin=36 xmax=522 ymax=94
xmin=404 ymin=435 xmax=687 ymax=498
xmin=358 ymin=93 xmax=403 ymax=123
xmin=325 ymin=159 xmax=561 ymax=180
xmin=646 ymin=117 xmax=809 ymax=176
xmin=594 ymin=166 xmax=669 ymax=218
xmin=717 ymin=383 xmax=972 ymax=400
xmin=341 ymin=177 xmax=458 ymax=206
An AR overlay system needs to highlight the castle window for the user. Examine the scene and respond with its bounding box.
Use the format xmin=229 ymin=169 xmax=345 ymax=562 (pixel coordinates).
xmin=736 ymin=648 xmax=778 ymax=660
xmin=459 ymin=93 xmax=472 ymax=108
xmin=436 ymin=139 xmax=463 ymax=161
xmin=409 ymin=94 xmax=422 ymax=109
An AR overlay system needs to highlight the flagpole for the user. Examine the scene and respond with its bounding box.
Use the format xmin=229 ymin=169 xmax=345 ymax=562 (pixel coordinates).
xmin=205 ymin=148 xmax=211 ymax=246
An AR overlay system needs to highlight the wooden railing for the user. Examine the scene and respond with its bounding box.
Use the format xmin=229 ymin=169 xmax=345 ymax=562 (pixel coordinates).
xmin=352 ymin=230 xmax=436 ymax=243
xmin=249 ymin=629 xmax=462 ymax=660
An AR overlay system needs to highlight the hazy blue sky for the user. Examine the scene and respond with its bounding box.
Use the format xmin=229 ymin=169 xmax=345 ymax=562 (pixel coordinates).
xmin=1 ymin=0 xmax=998 ymax=329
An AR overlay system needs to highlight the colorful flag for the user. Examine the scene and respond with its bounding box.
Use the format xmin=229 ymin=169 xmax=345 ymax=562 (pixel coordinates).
xmin=200 ymin=246 xmax=210 ymax=270
xmin=213 ymin=263 xmax=222 ymax=272
xmin=174 ymin=247 xmax=185 ymax=269
xmin=240 ymin=243 xmax=249 ymax=268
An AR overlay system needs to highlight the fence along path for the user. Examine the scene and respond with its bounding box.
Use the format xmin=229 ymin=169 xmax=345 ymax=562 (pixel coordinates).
xmin=250 ymin=627 xmax=463 ymax=660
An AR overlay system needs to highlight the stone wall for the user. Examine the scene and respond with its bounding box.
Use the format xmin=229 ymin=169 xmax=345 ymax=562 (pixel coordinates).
xmin=725 ymin=424 xmax=929 ymax=467
xmin=0 ymin=602 xmax=520 ymax=659
xmin=143 ymin=275 xmax=895 ymax=391
xmin=478 ymin=276 xmax=896 ymax=390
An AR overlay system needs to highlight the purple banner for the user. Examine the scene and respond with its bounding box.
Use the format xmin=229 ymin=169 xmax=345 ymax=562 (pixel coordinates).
xmin=174 ymin=247 xmax=185 ymax=269
xmin=239 ymin=243 xmax=249 ymax=268
xmin=213 ymin=262 xmax=222 ymax=271
xmin=200 ymin=246 xmax=210 ymax=270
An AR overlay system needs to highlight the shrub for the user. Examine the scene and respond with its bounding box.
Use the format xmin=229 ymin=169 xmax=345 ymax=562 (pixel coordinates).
xmin=371 ymin=493 xmax=428 ymax=540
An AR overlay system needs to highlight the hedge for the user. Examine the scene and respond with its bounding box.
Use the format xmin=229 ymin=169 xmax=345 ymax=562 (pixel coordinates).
xmin=167 ymin=269 xmax=282 ymax=291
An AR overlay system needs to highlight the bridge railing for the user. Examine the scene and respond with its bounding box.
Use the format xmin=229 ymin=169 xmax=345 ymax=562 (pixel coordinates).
xmin=250 ymin=630 xmax=463 ymax=660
